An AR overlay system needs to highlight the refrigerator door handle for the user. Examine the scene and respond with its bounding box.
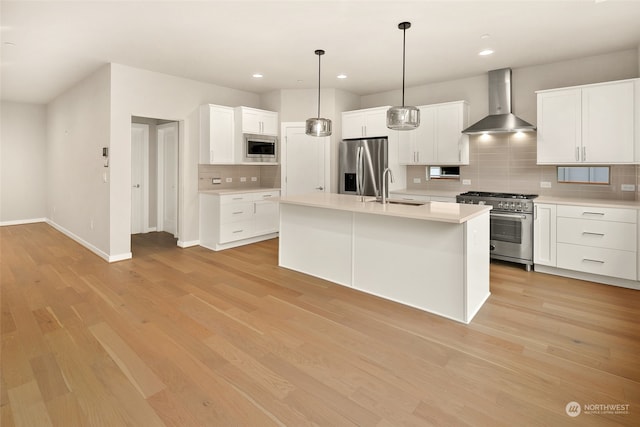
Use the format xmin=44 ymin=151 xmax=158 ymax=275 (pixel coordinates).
xmin=356 ymin=146 xmax=363 ymax=196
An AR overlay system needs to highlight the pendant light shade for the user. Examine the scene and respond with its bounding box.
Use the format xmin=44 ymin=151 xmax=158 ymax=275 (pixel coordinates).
xmin=387 ymin=22 xmax=420 ymax=131
xmin=306 ymin=49 xmax=332 ymax=137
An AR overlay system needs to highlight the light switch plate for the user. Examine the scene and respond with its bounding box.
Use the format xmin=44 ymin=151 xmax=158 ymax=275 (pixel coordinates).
xmin=621 ymin=184 xmax=635 ymax=191
xmin=462 ymin=179 xmax=471 ymax=185
xmin=212 ymin=178 xmax=222 ymax=184
xmin=540 ymin=181 xmax=552 ymax=188
xmin=251 ymin=177 xmax=258 ymax=182
xmin=413 ymin=178 xmax=421 ymax=184
xmin=240 ymin=177 xmax=247 ymax=182
xmin=225 ymin=177 xmax=232 ymax=183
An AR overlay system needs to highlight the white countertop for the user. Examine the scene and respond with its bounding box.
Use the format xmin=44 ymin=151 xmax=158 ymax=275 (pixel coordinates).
xmin=278 ymin=192 xmax=491 ymax=224
xmin=535 ymin=196 xmax=640 ymax=210
xmin=390 ymin=188 xmax=460 ymax=198
xmin=200 ymin=188 xmax=280 ymax=195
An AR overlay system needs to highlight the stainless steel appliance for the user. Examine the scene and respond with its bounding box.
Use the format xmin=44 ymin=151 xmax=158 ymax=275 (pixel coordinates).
xmin=456 ymin=191 xmax=538 ymax=270
xmin=339 ymin=138 xmax=388 ymax=197
xmin=243 ymin=133 xmax=277 ymax=163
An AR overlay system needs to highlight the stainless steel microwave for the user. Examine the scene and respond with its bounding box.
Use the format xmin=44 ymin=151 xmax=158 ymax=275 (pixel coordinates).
xmin=243 ymin=133 xmax=278 ymax=163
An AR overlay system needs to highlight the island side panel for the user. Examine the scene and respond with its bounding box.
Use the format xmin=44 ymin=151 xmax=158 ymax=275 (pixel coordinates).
xmin=463 ymin=211 xmax=491 ymax=323
xmin=352 ymin=213 xmax=465 ymax=322
xmin=278 ymin=203 xmax=353 ymax=287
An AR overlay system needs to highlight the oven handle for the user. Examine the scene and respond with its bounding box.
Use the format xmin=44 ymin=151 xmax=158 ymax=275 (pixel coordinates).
xmin=490 ymin=213 xmax=528 ymax=220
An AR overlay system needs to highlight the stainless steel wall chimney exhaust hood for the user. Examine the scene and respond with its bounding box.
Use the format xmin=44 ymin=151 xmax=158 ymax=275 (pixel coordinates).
xmin=462 ymin=68 xmax=536 ymax=135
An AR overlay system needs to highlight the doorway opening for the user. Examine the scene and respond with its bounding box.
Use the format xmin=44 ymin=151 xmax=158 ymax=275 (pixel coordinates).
xmin=130 ymin=117 xmax=179 ymax=255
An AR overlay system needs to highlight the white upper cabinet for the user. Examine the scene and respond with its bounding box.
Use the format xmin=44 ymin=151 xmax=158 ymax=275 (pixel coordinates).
xmin=236 ymin=106 xmax=278 ymax=136
xmin=199 ymin=104 xmax=235 ymax=164
xmin=536 ymin=79 xmax=638 ymax=164
xmin=398 ymin=101 xmax=469 ymax=165
xmin=342 ymin=107 xmax=390 ymax=139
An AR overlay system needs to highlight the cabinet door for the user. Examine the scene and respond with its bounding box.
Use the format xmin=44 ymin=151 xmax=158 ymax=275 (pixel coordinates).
xmin=364 ymin=108 xmax=390 ymax=138
xmin=536 ymin=89 xmax=582 ymax=164
xmin=201 ymin=105 xmax=235 ymax=164
xmin=342 ymin=111 xmax=365 ymax=139
xmin=241 ymin=108 xmax=262 ymax=134
xmin=533 ymin=203 xmax=557 ymax=266
xmin=260 ymin=111 xmax=279 ymax=136
xmin=415 ymin=105 xmax=436 ymax=164
xmin=396 ymin=129 xmax=416 ymax=165
xmin=581 ymin=81 xmax=634 ymax=163
xmin=436 ymin=103 xmax=465 ymax=164
xmin=253 ymin=200 xmax=279 ymax=235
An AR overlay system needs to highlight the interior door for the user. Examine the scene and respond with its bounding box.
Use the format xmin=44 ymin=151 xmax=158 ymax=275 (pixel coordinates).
xmin=157 ymin=122 xmax=178 ymax=237
xmin=282 ymin=123 xmax=329 ymax=196
xmin=131 ymin=123 xmax=149 ymax=234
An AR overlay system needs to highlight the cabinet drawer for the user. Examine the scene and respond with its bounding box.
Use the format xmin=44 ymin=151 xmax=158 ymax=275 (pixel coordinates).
xmin=220 ymin=202 xmax=253 ymax=223
xmin=252 ymin=190 xmax=280 ymax=201
xmin=557 ymin=217 xmax=637 ymax=251
xmin=557 ymin=205 xmax=637 ymax=223
xmin=220 ymin=221 xmax=253 ymax=243
xmin=220 ymin=193 xmax=253 ymax=204
xmin=557 ymin=243 xmax=636 ymax=280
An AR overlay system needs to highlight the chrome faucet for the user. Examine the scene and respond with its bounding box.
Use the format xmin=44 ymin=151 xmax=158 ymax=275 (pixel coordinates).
xmin=381 ymin=167 xmax=394 ymax=204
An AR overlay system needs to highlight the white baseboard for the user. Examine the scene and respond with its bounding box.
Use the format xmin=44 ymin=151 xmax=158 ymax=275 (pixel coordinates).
xmin=45 ymin=219 xmax=131 ymax=263
xmin=0 ymin=218 xmax=46 ymax=226
xmin=177 ymin=239 xmax=200 ymax=248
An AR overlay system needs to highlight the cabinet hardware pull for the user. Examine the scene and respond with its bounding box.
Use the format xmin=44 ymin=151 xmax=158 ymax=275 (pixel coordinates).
xmin=233 ymin=230 xmax=243 ymax=234
xmin=534 ymin=205 xmax=537 ymax=220
xmin=582 ymin=258 xmax=604 ymax=264
xmin=582 ymin=211 xmax=605 ymax=216
xmin=582 ymin=231 xmax=605 ymax=236
xmin=582 ymin=146 xmax=586 ymax=162
xmin=232 ymin=211 xmax=243 ymax=215
xmin=575 ymin=147 xmax=580 ymax=162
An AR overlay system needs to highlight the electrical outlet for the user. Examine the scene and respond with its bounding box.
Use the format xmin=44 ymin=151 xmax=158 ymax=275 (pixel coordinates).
xmin=540 ymin=181 xmax=552 ymax=188
xmin=225 ymin=177 xmax=233 ymax=183
xmin=212 ymin=178 xmax=221 ymax=184
xmin=462 ymin=179 xmax=471 ymax=185
xmin=413 ymin=178 xmax=421 ymax=184
xmin=90 ymin=219 xmax=94 ymax=230
xmin=621 ymin=184 xmax=635 ymax=191
xmin=240 ymin=177 xmax=247 ymax=182
xmin=251 ymin=177 xmax=258 ymax=182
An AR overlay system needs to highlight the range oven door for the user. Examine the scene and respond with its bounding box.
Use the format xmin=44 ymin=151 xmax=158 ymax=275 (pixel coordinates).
xmin=489 ymin=212 xmax=533 ymax=263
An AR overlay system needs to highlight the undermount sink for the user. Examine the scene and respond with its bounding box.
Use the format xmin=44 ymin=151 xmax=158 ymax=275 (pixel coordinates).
xmin=366 ymin=198 xmax=427 ymax=206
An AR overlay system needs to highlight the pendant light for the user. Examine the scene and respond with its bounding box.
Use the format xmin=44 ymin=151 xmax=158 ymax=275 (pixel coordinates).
xmin=387 ymin=22 xmax=420 ymax=130
xmin=306 ymin=49 xmax=332 ymax=137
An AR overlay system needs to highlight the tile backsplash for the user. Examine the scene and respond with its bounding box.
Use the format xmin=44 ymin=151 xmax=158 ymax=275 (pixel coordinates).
xmin=199 ymin=164 xmax=281 ymax=191
xmin=406 ymin=133 xmax=638 ymax=201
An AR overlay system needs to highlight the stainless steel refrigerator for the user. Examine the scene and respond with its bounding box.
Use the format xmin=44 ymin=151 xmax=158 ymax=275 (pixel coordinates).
xmin=339 ymin=137 xmax=388 ymax=197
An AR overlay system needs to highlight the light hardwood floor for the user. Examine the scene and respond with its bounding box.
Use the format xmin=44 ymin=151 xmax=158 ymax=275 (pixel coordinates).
xmin=1 ymin=223 xmax=639 ymax=426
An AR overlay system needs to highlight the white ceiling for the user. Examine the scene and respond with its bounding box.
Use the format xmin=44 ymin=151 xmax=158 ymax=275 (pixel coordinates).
xmin=2 ymin=0 xmax=640 ymax=104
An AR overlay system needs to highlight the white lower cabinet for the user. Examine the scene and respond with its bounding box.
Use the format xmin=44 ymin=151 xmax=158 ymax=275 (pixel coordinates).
xmin=200 ymin=190 xmax=280 ymax=250
xmin=534 ymin=201 xmax=639 ymax=285
xmin=533 ymin=203 xmax=557 ymax=266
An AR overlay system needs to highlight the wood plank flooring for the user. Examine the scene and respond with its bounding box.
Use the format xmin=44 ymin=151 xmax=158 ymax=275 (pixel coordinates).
xmin=1 ymin=223 xmax=639 ymax=426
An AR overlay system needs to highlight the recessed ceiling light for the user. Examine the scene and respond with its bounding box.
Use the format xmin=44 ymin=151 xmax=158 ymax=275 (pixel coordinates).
xmin=480 ymin=33 xmax=491 ymax=39
xmin=252 ymin=73 xmax=263 ymax=78
xmin=478 ymin=49 xmax=494 ymax=56
xmin=337 ymin=74 xmax=347 ymax=79
xmin=3 ymin=42 xmax=16 ymax=47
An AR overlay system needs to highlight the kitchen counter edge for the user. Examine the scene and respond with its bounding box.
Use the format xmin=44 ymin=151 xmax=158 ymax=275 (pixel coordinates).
xmin=278 ymin=193 xmax=490 ymax=224
xmin=535 ymin=196 xmax=640 ymax=210
xmin=199 ymin=188 xmax=281 ymax=195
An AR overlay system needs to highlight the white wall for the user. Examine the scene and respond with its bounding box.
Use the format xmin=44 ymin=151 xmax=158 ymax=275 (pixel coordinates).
xmin=0 ymin=101 xmax=47 ymax=224
xmin=46 ymin=66 xmax=112 ymax=258
xmin=109 ymin=63 xmax=260 ymax=258
xmin=362 ymin=49 xmax=639 ymax=126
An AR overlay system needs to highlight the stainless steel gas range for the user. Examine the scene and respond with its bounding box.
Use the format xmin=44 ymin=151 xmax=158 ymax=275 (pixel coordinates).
xmin=456 ymin=191 xmax=538 ymax=270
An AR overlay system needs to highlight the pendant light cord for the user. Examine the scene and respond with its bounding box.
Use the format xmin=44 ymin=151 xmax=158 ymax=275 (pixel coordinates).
xmin=402 ymin=26 xmax=406 ymax=107
xmin=317 ymin=52 xmax=321 ymax=118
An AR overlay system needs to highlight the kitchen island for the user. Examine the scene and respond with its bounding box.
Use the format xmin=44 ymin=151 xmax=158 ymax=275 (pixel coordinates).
xmin=278 ymin=193 xmax=492 ymax=323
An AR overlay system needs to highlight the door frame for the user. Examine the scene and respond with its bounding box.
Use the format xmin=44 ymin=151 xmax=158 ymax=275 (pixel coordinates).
xmin=280 ymin=122 xmax=331 ymax=197
xmin=131 ymin=123 xmax=150 ymax=234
